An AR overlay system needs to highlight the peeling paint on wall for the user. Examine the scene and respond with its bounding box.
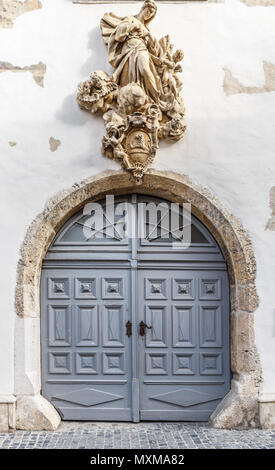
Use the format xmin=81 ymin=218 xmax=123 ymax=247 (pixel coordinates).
xmin=240 ymin=0 xmax=275 ymax=6
xmin=0 ymin=0 xmax=42 ymax=28
xmin=8 ymin=141 xmax=17 ymax=147
xmin=266 ymin=187 xmax=275 ymax=231
xmin=0 ymin=61 xmax=46 ymax=87
xmin=49 ymin=137 xmax=61 ymax=152
xmin=223 ymin=61 xmax=275 ymax=95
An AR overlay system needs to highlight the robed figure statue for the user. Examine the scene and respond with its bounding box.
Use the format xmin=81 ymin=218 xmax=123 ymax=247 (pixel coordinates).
xmin=100 ymin=0 xmax=163 ymax=103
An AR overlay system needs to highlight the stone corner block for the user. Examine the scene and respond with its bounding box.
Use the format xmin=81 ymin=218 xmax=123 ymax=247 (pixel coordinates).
xmin=259 ymin=394 xmax=275 ymax=429
xmin=210 ymin=390 xmax=259 ymax=429
xmin=0 ymin=396 xmax=16 ymax=432
xmin=16 ymin=394 xmax=61 ymax=431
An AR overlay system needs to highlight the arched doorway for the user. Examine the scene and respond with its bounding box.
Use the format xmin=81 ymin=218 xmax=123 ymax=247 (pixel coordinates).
xmin=15 ymin=170 xmax=261 ymax=430
xmin=41 ymin=194 xmax=230 ymax=422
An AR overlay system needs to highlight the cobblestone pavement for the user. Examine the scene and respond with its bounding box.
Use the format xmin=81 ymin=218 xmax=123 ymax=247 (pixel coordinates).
xmin=0 ymin=422 xmax=275 ymax=449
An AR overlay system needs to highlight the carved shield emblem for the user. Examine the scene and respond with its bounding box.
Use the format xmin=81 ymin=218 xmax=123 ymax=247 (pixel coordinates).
xmin=125 ymin=130 xmax=151 ymax=165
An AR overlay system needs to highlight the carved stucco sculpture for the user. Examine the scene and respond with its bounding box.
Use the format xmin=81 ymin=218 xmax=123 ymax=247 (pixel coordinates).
xmin=77 ymin=0 xmax=186 ymax=181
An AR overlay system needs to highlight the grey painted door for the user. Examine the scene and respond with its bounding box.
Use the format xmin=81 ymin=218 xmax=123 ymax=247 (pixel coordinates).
xmin=41 ymin=194 xmax=230 ymax=421
xmin=138 ymin=269 xmax=230 ymax=421
xmin=41 ymin=268 xmax=132 ymax=421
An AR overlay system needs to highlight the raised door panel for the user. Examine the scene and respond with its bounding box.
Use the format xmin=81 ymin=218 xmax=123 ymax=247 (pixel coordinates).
xmin=146 ymin=352 xmax=168 ymax=375
xmin=145 ymin=305 xmax=168 ymax=348
xmin=48 ymin=305 xmax=72 ymax=347
xmin=172 ymin=305 xmax=196 ymax=348
xmin=172 ymin=352 xmax=196 ymax=375
xmin=199 ymin=305 xmax=222 ymax=348
xmin=102 ymin=305 xmax=125 ymax=348
xmin=75 ymin=352 xmax=97 ymax=375
xmin=74 ymin=277 xmax=97 ymax=299
xmin=75 ymin=305 xmax=98 ymax=347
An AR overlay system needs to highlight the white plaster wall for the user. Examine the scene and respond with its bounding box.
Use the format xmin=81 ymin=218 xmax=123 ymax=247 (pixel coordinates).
xmin=0 ymin=0 xmax=275 ymax=398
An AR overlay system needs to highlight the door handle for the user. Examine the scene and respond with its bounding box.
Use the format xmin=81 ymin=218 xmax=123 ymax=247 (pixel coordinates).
xmin=139 ymin=320 xmax=152 ymax=337
xmin=125 ymin=320 xmax=132 ymax=338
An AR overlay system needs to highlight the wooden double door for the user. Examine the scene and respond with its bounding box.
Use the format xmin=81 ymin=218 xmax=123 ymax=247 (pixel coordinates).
xmin=41 ymin=195 xmax=230 ymax=421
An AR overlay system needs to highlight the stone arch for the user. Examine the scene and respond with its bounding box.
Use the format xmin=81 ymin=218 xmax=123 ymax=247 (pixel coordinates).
xmin=14 ymin=170 xmax=262 ymax=430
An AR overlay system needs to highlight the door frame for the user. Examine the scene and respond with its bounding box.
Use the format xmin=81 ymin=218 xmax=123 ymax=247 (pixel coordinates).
xmin=14 ymin=170 xmax=261 ymax=430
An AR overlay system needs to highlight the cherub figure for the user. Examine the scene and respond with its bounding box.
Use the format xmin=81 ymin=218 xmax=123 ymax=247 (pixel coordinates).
xmin=117 ymin=83 xmax=148 ymax=116
xmin=77 ymin=71 xmax=117 ymax=114
xmin=102 ymin=123 xmax=127 ymax=161
xmin=161 ymin=48 xmax=184 ymax=99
